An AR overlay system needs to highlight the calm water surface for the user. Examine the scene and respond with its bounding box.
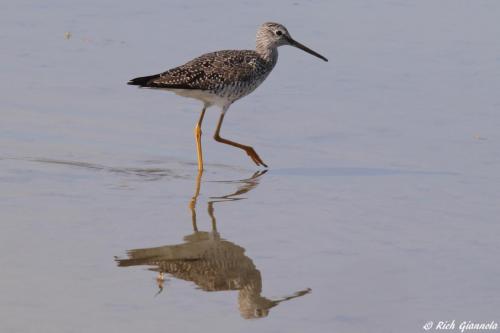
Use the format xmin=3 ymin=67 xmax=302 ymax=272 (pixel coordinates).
xmin=1 ymin=1 xmax=500 ymax=332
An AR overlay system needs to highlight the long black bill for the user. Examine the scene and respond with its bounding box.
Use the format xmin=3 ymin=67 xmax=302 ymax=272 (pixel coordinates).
xmin=288 ymin=37 xmax=328 ymax=62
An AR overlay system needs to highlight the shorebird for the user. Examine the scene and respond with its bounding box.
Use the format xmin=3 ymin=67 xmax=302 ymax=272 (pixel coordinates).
xmin=128 ymin=22 xmax=327 ymax=170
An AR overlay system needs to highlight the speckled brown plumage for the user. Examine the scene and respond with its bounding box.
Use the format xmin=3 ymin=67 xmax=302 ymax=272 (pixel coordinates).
xmin=128 ymin=50 xmax=276 ymax=103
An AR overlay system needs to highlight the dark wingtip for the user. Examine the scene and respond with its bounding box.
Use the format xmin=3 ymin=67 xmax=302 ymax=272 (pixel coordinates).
xmin=127 ymin=74 xmax=160 ymax=87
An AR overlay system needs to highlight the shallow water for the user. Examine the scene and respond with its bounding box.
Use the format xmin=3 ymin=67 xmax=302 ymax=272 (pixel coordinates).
xmin=1 ymin=1 xmax=500 ymax=332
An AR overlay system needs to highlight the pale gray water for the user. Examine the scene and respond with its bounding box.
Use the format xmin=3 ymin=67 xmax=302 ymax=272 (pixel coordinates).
xmin=1 ymin=1 xmax=500 ymax=332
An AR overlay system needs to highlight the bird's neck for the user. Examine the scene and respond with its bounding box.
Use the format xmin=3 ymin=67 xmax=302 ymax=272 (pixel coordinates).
xmin=256 ymin=33 xmax=279 ymax=64
xmin=256 ymin=43 xmax=278 ymax=64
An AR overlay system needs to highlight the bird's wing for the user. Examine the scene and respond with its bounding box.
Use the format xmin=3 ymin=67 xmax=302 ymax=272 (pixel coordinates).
xmin=128 ymin=50 xmax=262 ymax=90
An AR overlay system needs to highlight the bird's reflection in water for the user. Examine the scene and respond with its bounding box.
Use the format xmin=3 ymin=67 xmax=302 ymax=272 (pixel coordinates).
xmin=115 ymin=170 xmax=311 ymax=319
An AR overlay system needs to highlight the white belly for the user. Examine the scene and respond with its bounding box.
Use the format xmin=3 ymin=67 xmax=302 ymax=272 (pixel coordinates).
xmin=167 ymin=89 xmax=230 ymax=108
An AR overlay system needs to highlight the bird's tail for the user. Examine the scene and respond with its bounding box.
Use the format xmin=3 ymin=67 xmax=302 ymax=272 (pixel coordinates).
xmin=127 ymin=74 xmax=160 ymax=87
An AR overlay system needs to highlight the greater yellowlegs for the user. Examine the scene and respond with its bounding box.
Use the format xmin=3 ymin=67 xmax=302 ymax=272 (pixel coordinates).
xmin=128 ymin=22 xmax=327 ymax=170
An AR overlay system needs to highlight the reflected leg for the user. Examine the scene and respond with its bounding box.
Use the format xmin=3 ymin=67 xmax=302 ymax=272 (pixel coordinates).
xmin=189 ymin=170 xmax=203 ymax=232
xmin=207 ymin=201 xmax=217 ymax=232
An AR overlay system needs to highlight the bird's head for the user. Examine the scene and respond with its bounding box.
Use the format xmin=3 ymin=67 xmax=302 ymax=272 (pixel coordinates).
xmin=256 ymin=22 xmax=328 ymax=62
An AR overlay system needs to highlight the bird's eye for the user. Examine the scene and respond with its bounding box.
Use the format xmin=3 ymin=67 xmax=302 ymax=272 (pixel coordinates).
xmin=275 ymin=30 xmax=282 ymax=36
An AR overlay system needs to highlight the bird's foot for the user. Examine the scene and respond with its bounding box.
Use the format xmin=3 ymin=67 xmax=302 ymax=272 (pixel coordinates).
xmin=245 ymin=147 xmax=268 ymax=167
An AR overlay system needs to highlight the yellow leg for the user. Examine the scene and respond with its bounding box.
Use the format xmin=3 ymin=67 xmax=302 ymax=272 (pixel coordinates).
xmin=155 ymin=272 xmax=165 ymax=296
xmin=195 ymin=106 xmax=207 ymax=171
xmin=213 ymin=111 xmax=268 ymax=167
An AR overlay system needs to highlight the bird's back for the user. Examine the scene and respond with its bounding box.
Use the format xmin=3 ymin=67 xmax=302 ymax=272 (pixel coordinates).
xmin=128 ymin=50 xmax=276 ymax=102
